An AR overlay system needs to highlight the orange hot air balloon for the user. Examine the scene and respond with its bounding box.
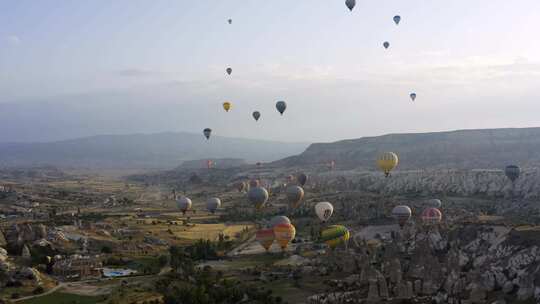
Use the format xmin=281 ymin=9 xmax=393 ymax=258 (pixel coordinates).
xmin=256 ymin=228 xmax=275 ymax=251
xmin=273 ymin=223 xmax=296 ymax=251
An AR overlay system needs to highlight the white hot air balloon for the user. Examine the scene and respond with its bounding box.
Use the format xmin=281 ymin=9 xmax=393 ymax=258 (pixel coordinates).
xmin=315 ymin=202 xmax=334 ymax=222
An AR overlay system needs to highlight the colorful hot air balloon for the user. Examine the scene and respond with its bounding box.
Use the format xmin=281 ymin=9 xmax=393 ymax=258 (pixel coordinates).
xmin=252 ymin=111 xmax=261 ymax=121
xmin=345 ymin=0 xmax=356 ymax=11
xmin=286 ymin=185 xmax=304 ymax=209
xmin=226 ymin=67 xmax=232 ymax=75
xmin=505 ymin=165 xmax=520 ymax=183
xmin=392 ymin=205 xmax=412 ymax=227
xmin=203 ymin=128 xmax=212 ymax=140
xmin=297 ymin=173 xmax=308 ymax=186
xmin=270 ymin=215 xmax=291 ymax=228
xmin=223 ymin=102 xmax=231 ymax=112
xmin=421 ymin=207 xmax=442 ymax=226
xmin=256 ymin=228 xmax=275 ymax=251
xmin=377 ymin=152 xmax=398 ymax=177
xmin=248 ymin=187 xmax=269 ymax=209
xmin=393 ymin=15 xmax=401 ymax=25
xmin=276 ymin=101 xmax=287 ymax=115
xmin=315 ymin=202 xmax=333 ymax=222
xmin=410 ymin=93 xmax=417 ymax=101
xmin=321 ymin=225 xmax=350 ymax=249
xmin=176 ymin=196 xmax=192 ymax=215
xmin=273 ymin=223 xmax=296 ymax=250
xmin=383 ymin=41 xmax=390 ymax=49
xmin=206 ymin=197 xmax=221 ymax=214
xmin=427 ymin=199 xmax=442 ymax=209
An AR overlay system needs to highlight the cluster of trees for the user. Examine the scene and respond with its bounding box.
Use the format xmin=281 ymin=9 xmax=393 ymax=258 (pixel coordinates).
xmin=157 ymin=245 xmax=285 ymax=304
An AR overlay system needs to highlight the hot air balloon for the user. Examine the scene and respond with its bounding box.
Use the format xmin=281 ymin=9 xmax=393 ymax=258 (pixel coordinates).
xmin=393 ymin=15 xmax=401 ymax=25
xmin=286 ymin=185 xmax=304 ymax=209
xmin=328 ymin=160 xmax=336 ymax=170
xmin=235 ymin=181 xmax=246 ymax=192
xmin=223 ymin=102 xmax=231 ymax=112
xmin=206 ymin=197 xmax=221 ymax=214
xmin=345 ymin=0 xmax=356 ymax=11
xmin=377 ymin=152 xmax=398 ymax=177
xmin=321 ymin=225 xmax=350 ymax=249
xmin=276 ymin=101 xmax=287 ymax=115
xmin=176 ymin=196 xmax=192 ymax=215
xmin=273 ymin=223 xmax=295 ymax=251
xmin=203 ymin=128 xmax=212 ymax=140
xmin=206 ymin=160 xmax=213 ymax=169
xmin=505 ymin=165 xmax=520 ymax=183
xmin=421 ymin=207 xmax=442 ymax=226
xmin=248 ymin=186 xmax=269 ymax=209
xmin=256 ymin=228 xmax=275 ymax=251
xmin=271 ymin=215 xmax=291 ymax=228
xmin=427 ymin=199 xmax=442 ymax=209
xmin=297 ymin=173 xmax=308 ymax=186
xmin=383 ymin=41 xmax=390 ymax=49
xmin=228 ymin=19 xmax=232 ymax=24
xmin=410 ymin=93 xmax=417 ymax=101
xmin=252 ymin=111 xmax=261 ymax=121
xmin=315 ymin=202 xmax=334 ymax=222
xmin=226 ymin=67 xmax=232 ymax=75
xmin=392 ymin=205 xmax=412 ymax=228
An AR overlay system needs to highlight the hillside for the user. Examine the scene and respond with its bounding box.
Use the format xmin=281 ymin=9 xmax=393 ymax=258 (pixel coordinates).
xmin=0 ymin=132 xmax=308 ymax=169
xmin=274 ymin=127 xmax=540 ymax=170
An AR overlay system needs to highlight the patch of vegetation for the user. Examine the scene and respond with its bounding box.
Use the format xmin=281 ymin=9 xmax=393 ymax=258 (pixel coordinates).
xmin=22 ymin=292 xmax=104 ymax=304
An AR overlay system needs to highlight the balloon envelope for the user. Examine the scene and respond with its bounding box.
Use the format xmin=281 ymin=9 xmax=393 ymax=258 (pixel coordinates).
xmin=392 ymin=205 xmax=412 ymax=227
xmin=421 ymin=207 xmax=442 ymax=225
xmin=228 ymin=19 xmax=232 ymax=24
xmin=248 ymin=187 xmax=269 ymax=209
xmin=410 ymin=93 xmax=417 ymax=101
xmin=252 ymin=111 xmax=261 ymax=121
xmin=226 ymin=67 xmax=232 ymax=75
xmin=223 ymin=102 xmax=231 ymax=112
xmin=345 ymin=0 xmax=356 ymax=11
xmin=505 ymin=165 xmax=520 ymax=182
xmin=321 ymin=225 xmax=350 ymax=249
xmin=176 ymin=196 xmax=192 ymax=214
xmin=276 ymin=101 xmax=287 ymax=115
xmin=286 ymin=185 xmax=304 ymax=209
xmin=383 ymin=41 xmax=390 ymax=49
xmin=203 ymin=128 xmax=212 ymax=140
xmin=273 ymin=223 xmax=296 ymax=250
xmin=256 ymin=228 xmax=275 ymax=251
xmin=393 ymin=15 xmax=401 ymax=25
xmin=271 ymin=215 xmax=291 ymax=228
xmin=427 ymin=199 xmax=442 ymax=209
xmin=315 ymin=202 xmax=334 ymax=222
xmin=377 ymin=152 xmax=399 ymax=177
xmin=206 ymin=197 xmax=221 ymax=214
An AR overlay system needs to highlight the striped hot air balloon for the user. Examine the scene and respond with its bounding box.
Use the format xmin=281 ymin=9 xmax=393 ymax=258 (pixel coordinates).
xmin=321 ymin=225 xmax=350 ymax=249
xmin=273 ymin=223 xmax=295 ymax=250
xmin=421 ymin=207 xmax=442 ymax=226
xmin=256 ymin=228 xmax=275 ymax=251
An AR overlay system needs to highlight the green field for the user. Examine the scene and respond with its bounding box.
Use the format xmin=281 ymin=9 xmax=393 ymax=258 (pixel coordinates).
xmin=23 ymin=292 xmax=104 ymax=304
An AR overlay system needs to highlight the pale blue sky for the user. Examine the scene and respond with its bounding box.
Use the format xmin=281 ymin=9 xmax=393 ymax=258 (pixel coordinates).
xmin=1 ymin=1 xmax=539 ymax=142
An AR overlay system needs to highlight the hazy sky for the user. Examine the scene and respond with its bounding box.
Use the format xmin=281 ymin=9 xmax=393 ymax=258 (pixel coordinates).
xmin=1 ymin=1 xmax=539 ymax=143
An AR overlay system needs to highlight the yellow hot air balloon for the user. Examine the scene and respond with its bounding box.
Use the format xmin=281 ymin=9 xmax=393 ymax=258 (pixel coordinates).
xmin=377 ymin=152 xmax=398 ymax=177
xmin=321 ymin=225 xmax=350 ymax=249
xmin=223 ymin=102 xmax=231 ymax=112
xmin=273 ymin=223 xmax=296 ymax=251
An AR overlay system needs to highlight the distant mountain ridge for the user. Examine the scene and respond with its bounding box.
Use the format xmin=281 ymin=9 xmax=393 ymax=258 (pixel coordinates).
xmin=274 ymin=127 xmax=540 ymax=170
xmin=0 ymin=132 xmax=308 ymax=169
